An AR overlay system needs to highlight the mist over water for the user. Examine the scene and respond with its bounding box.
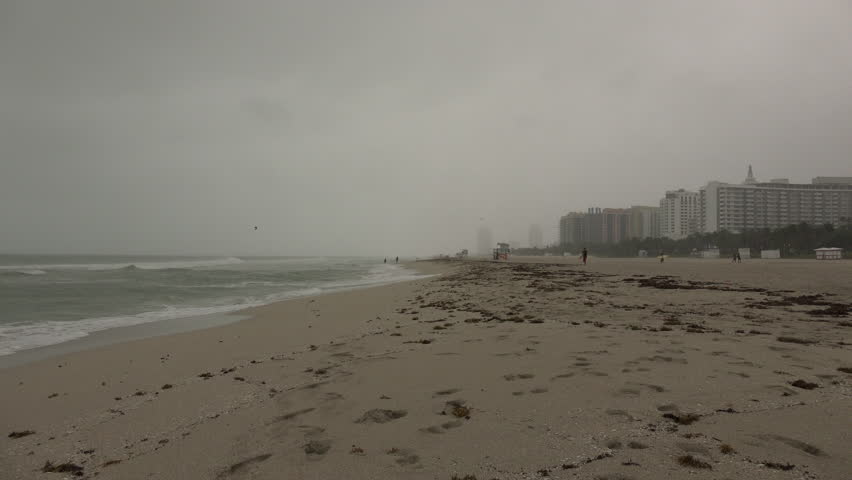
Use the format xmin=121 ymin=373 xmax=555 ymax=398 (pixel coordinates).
xmin=0 ymin=255 xmax=424 ymax=355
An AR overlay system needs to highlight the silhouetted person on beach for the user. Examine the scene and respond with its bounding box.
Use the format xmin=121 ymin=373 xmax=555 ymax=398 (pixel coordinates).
xmin=384 ymin=258 xmax=387 ymax=264
xmin=395 ymin=256 xmax=399 ymax=263
xmin=659 ymin=251 xmax=665 ymax=263
xmin=581 ymin=248 xmax=588 ymax=265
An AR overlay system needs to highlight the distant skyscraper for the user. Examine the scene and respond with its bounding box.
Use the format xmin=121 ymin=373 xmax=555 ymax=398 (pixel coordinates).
xmin=528 ymin=224 xmax=543 ymax=248
xmin=628 ymin=206 xmax=661 ymax=239
xmin=560 ymin=206 xmax=661 ymax=246
xmin=559 ymin=212 xmax=586 ymax=247
xmin=476 ymin=226 xmax=493 ymax=256
xmin=585 ymin=208 xmax=604 ymax=244
xmin=659 ymin=189 xmax=700 ymax=240
xmin=601 ymin=208 xmax=631 ymax=244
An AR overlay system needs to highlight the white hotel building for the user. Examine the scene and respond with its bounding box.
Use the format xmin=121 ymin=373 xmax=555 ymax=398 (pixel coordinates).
xmin=699 ymin=167 xmax=852 ymax=234
xmin=659 ymin=189 xmax=700 ymax=240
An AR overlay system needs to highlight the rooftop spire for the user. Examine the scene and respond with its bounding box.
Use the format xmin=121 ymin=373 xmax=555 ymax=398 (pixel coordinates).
xmin=744 ymin=165 xmax=757 ymax=184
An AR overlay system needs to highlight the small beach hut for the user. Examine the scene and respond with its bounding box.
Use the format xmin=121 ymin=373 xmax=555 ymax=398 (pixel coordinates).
xmin=737 ymin=248 xmax=751 ymax=259
xmin=760 ymin=249 xmax=781 ymax=259
xmin=700 ymin=248 xmax=720 ymax=259
xmin=814 ymin=247 xmax=843 ymax=260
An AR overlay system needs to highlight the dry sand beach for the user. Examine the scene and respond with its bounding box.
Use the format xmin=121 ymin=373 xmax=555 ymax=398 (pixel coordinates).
xmin=2 ymin=257 xmax=851 ymax=480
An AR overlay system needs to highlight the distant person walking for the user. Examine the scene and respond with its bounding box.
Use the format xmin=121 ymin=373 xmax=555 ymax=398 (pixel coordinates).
xmin=395 ymin=256 xmax=399 ymax=263
xmin=384 ymin=258 xmax=387 ymax=264
xmin=581 ymin=248 xmax=588 ymax=265
xmin=659 ymin=250 xmax=665 ymax=263
xmin=732 ymin=251 xmax=738 ymax=263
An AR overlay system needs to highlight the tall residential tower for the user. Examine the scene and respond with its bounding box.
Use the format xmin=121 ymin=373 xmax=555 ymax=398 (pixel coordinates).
xmin=700 ymin=167 xmax=852 ymax=233
xmin=659 ymin=189 xmax=700 ymax=239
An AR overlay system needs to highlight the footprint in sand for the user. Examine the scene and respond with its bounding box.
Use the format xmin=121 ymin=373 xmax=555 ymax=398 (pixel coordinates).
xmin=639 ymin=355 xmax=688 ymax=364
xmin=441 ymin=420 xmax=463 ymax=430
xmin=530 ymin=387 xmax=548 ymax=394
xmin=755 ymin=434 xmax=827 ymax=457
xmin=217 ymin=453 xmax=272 ymax=479
xmin=604 ymin=439 xmax=623 ymax=449
xmin=386 ymin=447 xmax=420 ymax=466
xmin=676 ymin=442 xmax=710 ymax=455
xmin=420 ymin=419 xmax=464 ymax=434
xmin=355 ymin=409 xmax=408 ymax=424
xmin=433 ymin=388 xmax=461 ymax=397
xmin=605 ymin=409 xmax=635 ymax=421
xmin=299 ymin=425 xmax=326 ymax=437
xmin=266 ymin=407 xmax=316 ymax=425
xmin=615 ymin=388 xmax=641 ymax=398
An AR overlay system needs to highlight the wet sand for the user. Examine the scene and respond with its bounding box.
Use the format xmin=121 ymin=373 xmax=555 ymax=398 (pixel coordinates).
xmin=2 ymin=257 xmax=850 ymax=479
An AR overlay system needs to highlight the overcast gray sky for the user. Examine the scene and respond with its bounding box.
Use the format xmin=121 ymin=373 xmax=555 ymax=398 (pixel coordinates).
xmin=2 ymin=1 xmax=851 ymax=256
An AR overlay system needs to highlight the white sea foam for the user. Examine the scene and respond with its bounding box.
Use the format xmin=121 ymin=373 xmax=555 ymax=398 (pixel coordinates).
xmin=246 ymin=257 xmax=330 ymax=264
xmin=0 ymin=287 xmax=322 ymax=356
xmin=14 ymin=269 xmax=47 ymax=275
xmin=321 ymin=263 xmax=433 ymax=291
xmin=0 ymin=261 xmax=431 ymax=356
xmin=0 ymin=257 xmax=244 ymax=272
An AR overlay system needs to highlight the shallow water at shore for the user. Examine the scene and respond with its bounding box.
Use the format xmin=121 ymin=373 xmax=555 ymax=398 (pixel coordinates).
xmin=0 ymin=255 xmax=423 ymax=355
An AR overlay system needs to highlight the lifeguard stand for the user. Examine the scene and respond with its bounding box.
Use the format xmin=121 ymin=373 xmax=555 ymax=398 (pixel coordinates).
xmin=493 ymin=243 xmax=510 ymax=260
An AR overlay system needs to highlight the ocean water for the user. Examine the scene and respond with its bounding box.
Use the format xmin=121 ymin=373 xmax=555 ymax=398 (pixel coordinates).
xmin=0 ymin=255 xmax=424 ymax=356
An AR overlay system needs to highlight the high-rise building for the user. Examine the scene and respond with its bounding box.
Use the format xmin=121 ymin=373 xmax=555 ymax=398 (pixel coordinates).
xmin=628 ymin=206 xmax=660 ymax=239
xmin=528 ymin=224 xmax=544 ymax=248
xmin=660 ymin=189 xmax=700 ymax=240
xmin=558 ymin=212 xmax=586 ymax=247
xmin=700 ymin=168 xmax=852 ymax=233
xmin=585 ymin=208 xmax=604 ymax=244
xmin=476 ymin=226 xmax=493 ymax=256
xmin=560 ymin=207 xmax=640 ymax=246
xmin=602 ymin=208 xmax=631 ymax=244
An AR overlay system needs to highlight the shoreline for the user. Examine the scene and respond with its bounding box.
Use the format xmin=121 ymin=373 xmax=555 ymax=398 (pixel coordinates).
xmin=2 ymin=258 xmax=849 ymax=479
xmin=0 ymin=261 xmax=441 ymax=369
